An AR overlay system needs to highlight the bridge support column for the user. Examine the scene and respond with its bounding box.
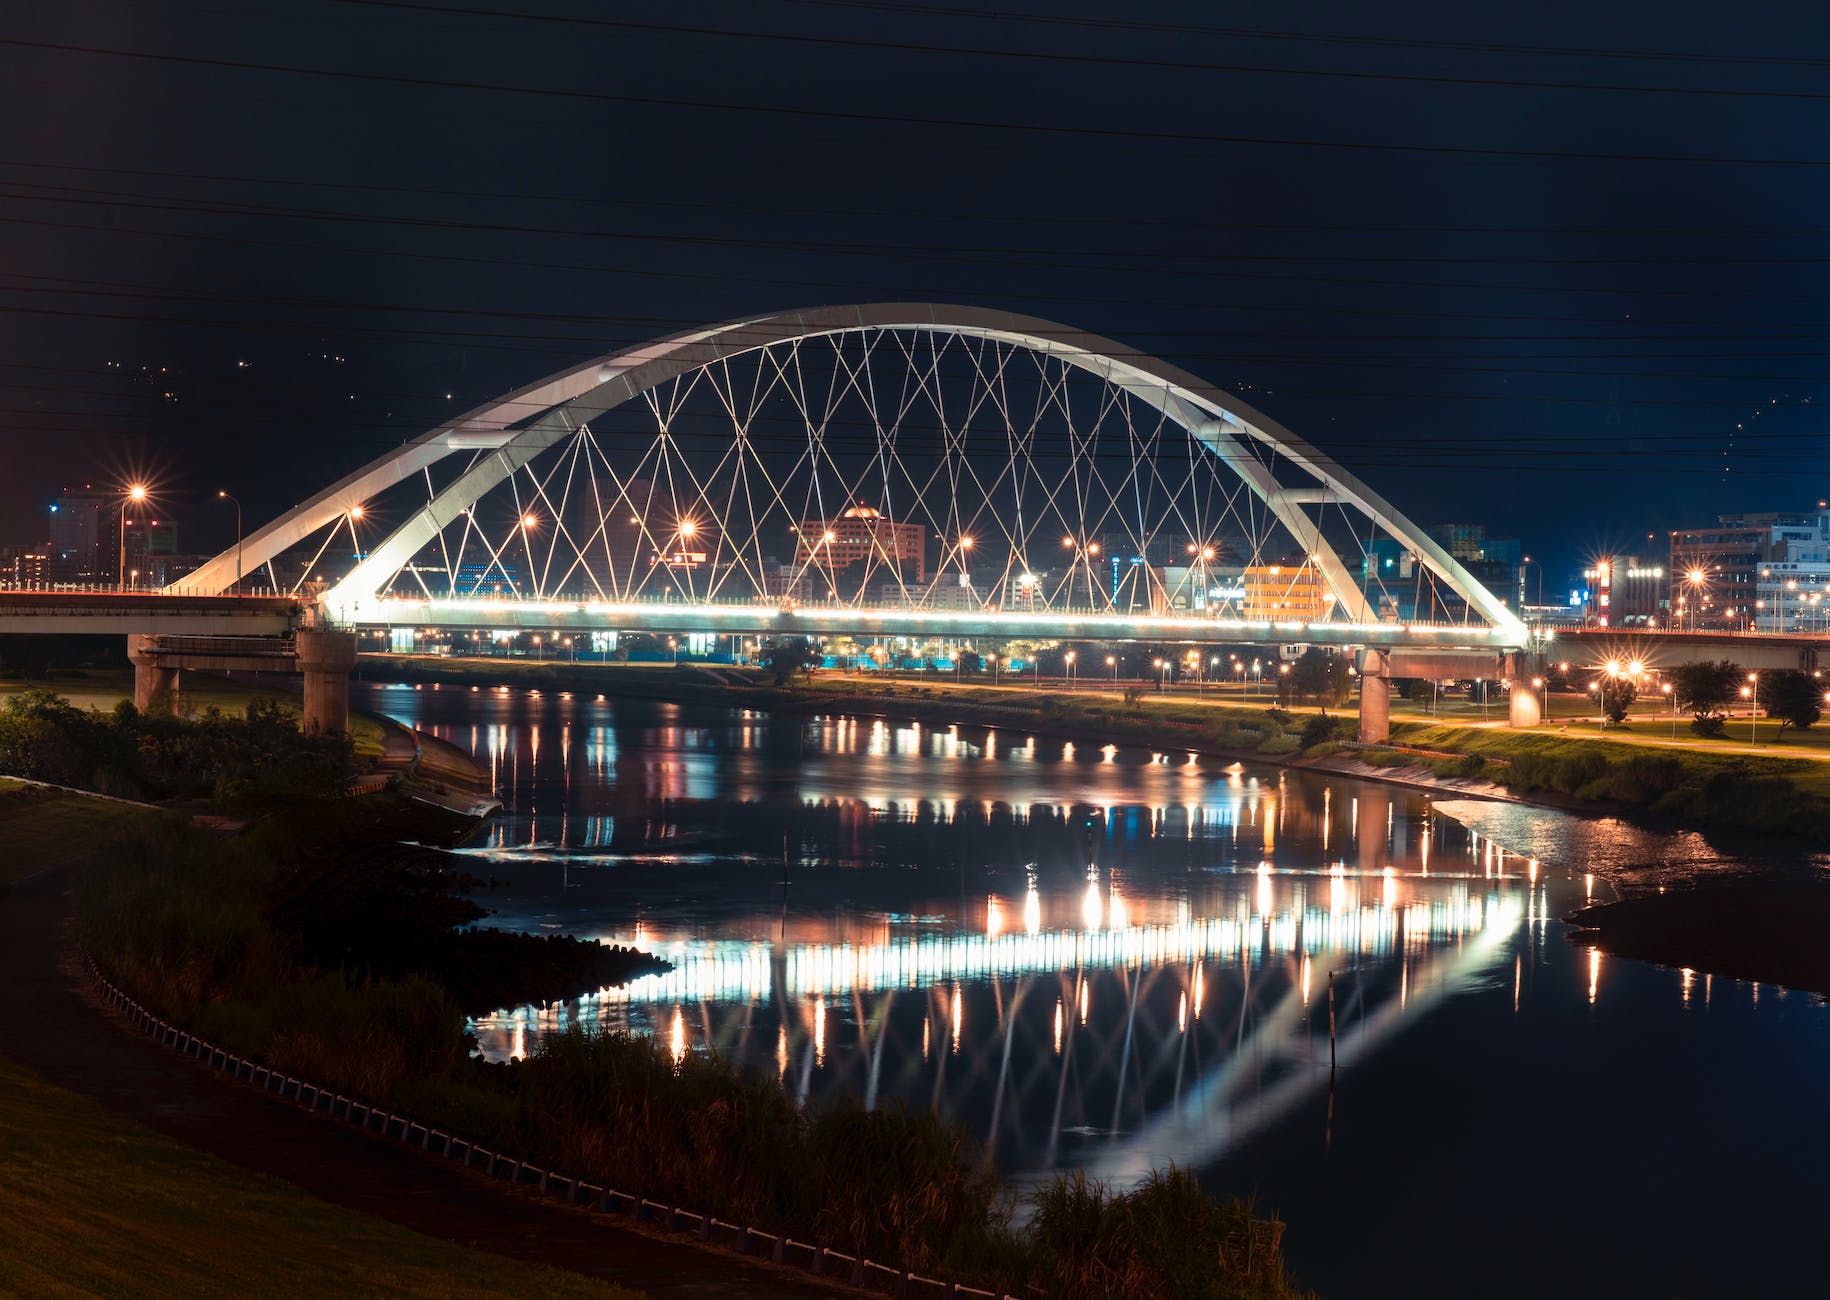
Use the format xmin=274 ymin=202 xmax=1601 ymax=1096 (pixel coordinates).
xmin=1358 ymin=649 xmax=1391 ymax=744
xmin=296 ymin=628 xmax=358 ymax=735
xmin=127 ymin=635 xmax=179 ymax=714
xmin=1507 ymin=684 xmax=1542 ymax=728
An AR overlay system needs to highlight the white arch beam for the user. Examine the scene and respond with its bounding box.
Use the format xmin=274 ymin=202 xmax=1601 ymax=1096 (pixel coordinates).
xmin=174 ymin=305 xmax=1526 ymax=644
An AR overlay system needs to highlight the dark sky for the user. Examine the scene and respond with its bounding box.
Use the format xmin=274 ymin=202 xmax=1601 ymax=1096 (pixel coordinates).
xmin=4 ymin=0 xmax=1829 ymax=585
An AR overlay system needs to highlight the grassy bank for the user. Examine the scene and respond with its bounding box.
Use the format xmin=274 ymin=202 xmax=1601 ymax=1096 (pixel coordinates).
xmin=0 ymin=1056 xmax=638 ymax=1300
xmin=0 ymin=779 xmax=176 ymax=887
xmin=1358 ymin=722 xmax=1830 ymax=839
xmin=2 ymin=667 xmax=388 ymax=759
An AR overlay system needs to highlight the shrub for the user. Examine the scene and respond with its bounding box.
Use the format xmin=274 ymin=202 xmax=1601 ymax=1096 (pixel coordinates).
xmin=1256 ymin=735 xmax=1301 ymax=756
xmin=1028 ymin=1167 xmax=1297 ymax=1299
xmin=1298 ymin=713 xmax=1346 ymax=749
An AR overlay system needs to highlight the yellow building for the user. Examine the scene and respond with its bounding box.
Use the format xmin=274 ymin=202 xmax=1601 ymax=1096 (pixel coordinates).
xmin=1241 ymin=564 xmax=1334 ymax=619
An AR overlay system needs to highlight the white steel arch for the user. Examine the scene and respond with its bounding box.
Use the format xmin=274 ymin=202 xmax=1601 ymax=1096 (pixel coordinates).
xmin=174 ymin=304 xmax=1528 ymax=645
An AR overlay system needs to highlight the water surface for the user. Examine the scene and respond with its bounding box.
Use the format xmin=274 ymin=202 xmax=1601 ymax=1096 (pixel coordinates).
xmin=360 ymin=681 xmax=1830 ymax=1298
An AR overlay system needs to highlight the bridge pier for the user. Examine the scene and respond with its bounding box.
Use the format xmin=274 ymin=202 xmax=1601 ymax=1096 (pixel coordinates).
xmin=1507 ymin=662 xmax=1537 ymax=732
xmin=1357 ymin=649 xmax=1391 ymax=744
xmin=128 ymin=635 xmax=179 ymax=714
xmin=296 ymin=628 xmax=358 ymax=735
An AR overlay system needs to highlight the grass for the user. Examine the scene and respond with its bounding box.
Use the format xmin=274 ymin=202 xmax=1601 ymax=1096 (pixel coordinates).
xmin=0 ymin=781 xmax=173 ymax=885
xmin=0 ymin=1056 xmax=641 ymax=1300
xmin=1 ymin=668 xmax=387 ymax=758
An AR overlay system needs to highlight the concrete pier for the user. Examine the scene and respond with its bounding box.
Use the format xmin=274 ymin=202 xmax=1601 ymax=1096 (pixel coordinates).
xmin=296 ymin=628 xmax=359 ymax=735
xmin=128 ymin=635 xmax=179 ymax=714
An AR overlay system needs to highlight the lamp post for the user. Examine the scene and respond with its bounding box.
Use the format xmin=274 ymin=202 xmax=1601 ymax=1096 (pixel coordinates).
xmin=1065 ymin=649 xmax=1076 ymax=691
xmin=119 ymin=483 xmax=147 ymax=589
xmin=1745 ymin=673 xmax=1759 ymax=743
xmin=1533 ymin=676 xmax=1546 ymax=725
xmin=217 ymin=490 xmax=243 ymax=595
xmin=1106 ymin=654 xmax=1117 ymax=689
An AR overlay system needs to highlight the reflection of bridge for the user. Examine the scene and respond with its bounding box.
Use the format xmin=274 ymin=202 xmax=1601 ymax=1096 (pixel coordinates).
xmin=11 ymin=305 xmax=1828 ymax=735
xmin=472 ymin=870 xmax=1534 ymax=1179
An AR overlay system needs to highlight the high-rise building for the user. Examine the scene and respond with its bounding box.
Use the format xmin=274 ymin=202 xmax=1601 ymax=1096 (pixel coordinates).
xmin=48 ymin=484 xmax=119 ymax=583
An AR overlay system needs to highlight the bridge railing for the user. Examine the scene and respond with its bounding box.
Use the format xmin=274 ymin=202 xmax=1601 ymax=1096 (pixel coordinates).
xmin=142 ymin=635 xmax=298 ymax=659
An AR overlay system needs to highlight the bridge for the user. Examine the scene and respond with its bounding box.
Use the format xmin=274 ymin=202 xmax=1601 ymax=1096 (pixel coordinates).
xmin=5 ymin=305 xmax=1825 ymax=737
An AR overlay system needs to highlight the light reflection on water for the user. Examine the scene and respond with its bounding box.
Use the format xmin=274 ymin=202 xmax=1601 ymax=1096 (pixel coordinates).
xmin=358 ymin=683 xmax=1830 ymax=1299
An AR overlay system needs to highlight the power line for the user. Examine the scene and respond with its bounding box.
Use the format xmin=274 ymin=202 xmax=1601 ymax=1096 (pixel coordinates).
xmin=780 ymin=0 xmax=1830 ymax=73
xmin=13 ymin=155 xmax=1830 ymax=240
xmin=334 ymin=0 xmax=1830 ymax=105
xmin=9 ymin=35 xmax=1830 ymax=169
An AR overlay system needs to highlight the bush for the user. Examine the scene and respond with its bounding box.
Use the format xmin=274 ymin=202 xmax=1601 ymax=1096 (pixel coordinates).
xmin=1691 ymin=715 xmax=1726 ymax=738
xmin=1028 ymin=1167 xmax=1297 ymax=1299
xmin=1256 ymin=735 xmax=1301 ymax=756
xmin=1299 ymin=713 xmax=1346 ymax=749
xmin=0 ymin=691 xmax=354 ymax=803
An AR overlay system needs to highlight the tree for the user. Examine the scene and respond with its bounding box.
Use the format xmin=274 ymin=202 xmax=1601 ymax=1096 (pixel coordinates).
xmin=1669 ymin=659 xmax=1741 ymax=736
xmin=1284 ymin=648 xmax=1351 ymax=709
xmin=760 ymin=637 xmax=819 ymax=685
xmin=1765 ymin=670 xmax=1825 ymax=734
xmin=1597 ymin=675 xmax=1636 ymax=725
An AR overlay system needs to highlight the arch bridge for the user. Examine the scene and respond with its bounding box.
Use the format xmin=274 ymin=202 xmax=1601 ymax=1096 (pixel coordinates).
xmin=169 ymin=305 xmax=1537 ymax=739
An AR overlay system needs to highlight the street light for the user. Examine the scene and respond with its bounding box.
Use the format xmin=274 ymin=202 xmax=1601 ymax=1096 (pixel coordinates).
xmin=119 ymin=483 xmax=147 ymax=589
xmin=217 ymin=490 xmax=243 ymax=595
xmin=1661 ymin=681 xmax=1675 ymax=739
xmin=1745 ymin=673 xmax=1759 ymax=742
xmin=1065 ymin=649 xmax=1076 ymax=690
xmin=1106 ymin=654 xmax=1117 ymax=688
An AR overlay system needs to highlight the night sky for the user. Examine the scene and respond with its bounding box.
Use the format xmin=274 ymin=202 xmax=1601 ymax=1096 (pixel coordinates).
xmin=5 ymin=0 xmax=1829 ymax=583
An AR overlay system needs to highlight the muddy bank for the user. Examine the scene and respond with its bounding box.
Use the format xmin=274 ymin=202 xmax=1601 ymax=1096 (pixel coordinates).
xmin=1567 ymin=882 xmax=1830 ymax=997
xmin=270 ymin=838 xmax=670 ymax=1015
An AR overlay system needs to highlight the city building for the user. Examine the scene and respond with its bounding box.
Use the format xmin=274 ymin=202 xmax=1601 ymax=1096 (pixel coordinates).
xmin=1241 ymin=563 xmax=1334 ymax=619
xmin=1670 ymin=500 xmax=1830 ymax=630
xmin=1579 ymin=556 xmax=1665 ymax=628
xmin=47 ymin=484 xmax=118 ymax=583
xmin=792 ymin=504 xmax=926 ymax=592
xmin=0 ymin=546 xmax=50 ymax=586
xmin=1360 ymin=524 xmax=1522 ymax=621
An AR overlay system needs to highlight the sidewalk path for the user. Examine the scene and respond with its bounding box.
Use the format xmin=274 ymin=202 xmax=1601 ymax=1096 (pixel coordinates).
xmin=0 ymin=869 xmax=842 ymax=1299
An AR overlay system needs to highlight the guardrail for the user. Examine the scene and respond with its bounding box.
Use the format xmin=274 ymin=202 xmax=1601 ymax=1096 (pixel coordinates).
xmin=143 ymin=635 xmax=298 ymax=658
xmin=88 ymin=958 xmax=1025 ymax=1299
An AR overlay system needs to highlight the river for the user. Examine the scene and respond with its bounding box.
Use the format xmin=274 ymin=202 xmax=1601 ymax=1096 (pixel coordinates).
xmin=358 ymin=680 xmax=1830 ymax=1299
